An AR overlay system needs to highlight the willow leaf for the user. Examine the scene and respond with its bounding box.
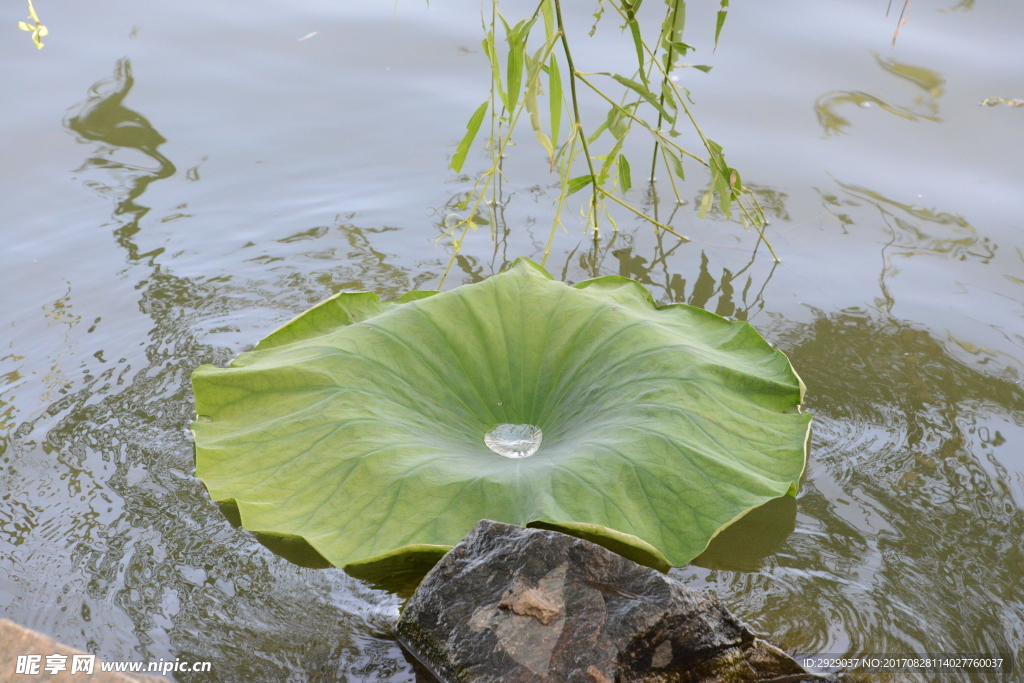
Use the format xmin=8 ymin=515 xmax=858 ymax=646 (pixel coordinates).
xmin=618 ymin=154 xmax=633 ymax=193
xmin=714 ymin=0 xmax=729 ymax=49
xmin=483 ymin=31 xmax=509 ymax=112
xmin=450 ymin=101 xmax=489 ymax=173
xmin=566 ymin=174 xmax=595 ymax=196
xmin=549 ymin=55 xmax=562 ymax=150
xmin=608 ymin=74 xmax=676 ymax=124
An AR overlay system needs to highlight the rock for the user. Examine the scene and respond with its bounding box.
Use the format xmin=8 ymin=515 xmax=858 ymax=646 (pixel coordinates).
xmin=396 ymin=520 xmax=822 ymax=683
xmin=0 ymin=619 xmax=166 ymax=682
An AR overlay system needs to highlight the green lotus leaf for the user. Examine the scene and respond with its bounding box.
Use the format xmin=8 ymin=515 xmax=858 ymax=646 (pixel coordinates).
xmin=191 ymin=258 xmax=810 ymax=572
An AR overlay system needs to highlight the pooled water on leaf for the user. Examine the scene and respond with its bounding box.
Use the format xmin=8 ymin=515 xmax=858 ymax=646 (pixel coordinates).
xmin=484 ymin=423 xmax=543 ymax=458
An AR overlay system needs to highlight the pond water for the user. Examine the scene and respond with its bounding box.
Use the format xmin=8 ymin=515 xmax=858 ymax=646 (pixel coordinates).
xmin=2 ymin=0 xmax=1022 ymax=681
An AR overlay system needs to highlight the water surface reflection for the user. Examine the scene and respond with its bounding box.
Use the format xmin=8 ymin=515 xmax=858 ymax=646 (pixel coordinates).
xmin=2 ymin=33 xmax=1022 ymax=683
xmin=677 ymin=310 xmax=1024 ymax=681
xmin=815 ymin=56 xmax=944 ymax=137
xmin=65 ymin=58 xmax=176 ymax=263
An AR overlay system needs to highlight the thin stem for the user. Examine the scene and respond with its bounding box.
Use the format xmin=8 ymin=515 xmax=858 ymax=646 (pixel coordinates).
xmin=553 ymin=0 xmax=600 ymax=233
xmin=441 ymin=4 xmax=562 ymax=285
xmin=605 ymin=1 xmax=770 ymax=232
xmin=651 ymin=0 xmax=684 ymax=183
xmin=659 ymin=146 xmax=683 ymax=203
xmin=597 ymin=188 xmax=688 ymax=241
xmin=741 ymin=192 xmax=779 ymax=262
xmin=576 ymin=74 xmax=704 ymax=163
xmin=542 ymin=129 xmax=579 ymax=267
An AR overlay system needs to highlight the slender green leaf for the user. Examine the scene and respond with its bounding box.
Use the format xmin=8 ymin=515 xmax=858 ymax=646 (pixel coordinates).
xmin=507 ymin=17 xmax=538 ymax=110
xmin=608 ymin=74 xmax=676 ymax=123
xmin=450 ymin=101 xmax=488 ymax=172
xmin=589 ymin=0 xmax=607 ymax=36
xmin=666 ymin=149 xmax=685 ymax=180
xmin=659 ymin=0 xmax=687 ymax=54
xmin=506 ymin=26 xmax=526 ymax=110
xmin=714 ymin=0 xmax=729 ymax=49
xmin=628 ymin=19 xmax=648 ymax=87
xmin=660 ymin=79 xmax=678 ymax=112
xmin=607 ymin=106 xmax=629 ymax=139
xmin=619 ymin=0 xmax=648 ymax=86
xmin=549 ymin=55 xmax=562 ymax=150
xmin=697 ymin=188 xmax=713 ymax=218
xmin=483 ymin=31 xmax=509 ymax=112
xmin=566 ymin=174 xmax=595 ymax=196
xmin=692 ymin=64 xmax=713 ymax=73
xmin=587 ymin=120 xmax=610 ymax=144
xmin=526 ymin=42 xmax=546 ymax=90
xmin=522 ymin=40 xmax=557 ymax=159
xmin=706 ymin=138 xmax=736 ymax=219
xmin=524 ymin=34 xmax=560 ymax=124
xmin=525 ymin=67 xmax=543 ymax=133
xmin=536 ymin=130 xmax=555 ymax=159
xmin=598 ymin=137 xmax=625 ymax=184
xmin=541 ymin=0 xmax=556 ymax=38
xmin=666 ymin=40 xmax=694 ymax=55
xmin=618 ymin=154 xmax=632 ymax=192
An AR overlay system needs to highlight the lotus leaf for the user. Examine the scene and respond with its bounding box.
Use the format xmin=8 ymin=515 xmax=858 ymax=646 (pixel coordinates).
xmin=191 ymin=258 xmax=810 ymax=573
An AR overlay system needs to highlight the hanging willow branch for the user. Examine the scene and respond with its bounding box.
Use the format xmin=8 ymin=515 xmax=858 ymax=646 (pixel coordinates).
xmin=439 ymin=0 xmax=773 ymax=286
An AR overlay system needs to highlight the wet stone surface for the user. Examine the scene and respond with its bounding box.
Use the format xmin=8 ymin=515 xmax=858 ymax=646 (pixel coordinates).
xmin=396 ymin=520 xmax=824 ymax=683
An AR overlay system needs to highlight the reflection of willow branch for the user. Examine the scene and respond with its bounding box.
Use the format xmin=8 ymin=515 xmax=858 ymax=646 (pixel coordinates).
xmin=835 ymin=180 xmax=993 ymax=263
xmin=603 ymin=234 xmax=776 ymax=321
xmin=690 ymin=237 xmax=776 ymax=321
xmin=875 ymin=207 xmax=900 ymax=316
xmin=64 ymin=58 xmax=176 ymax=263
xmin=687 ymin=185 xmax=790 ymax=229
xmin=436 ymin=169 xmax=516 ymax=285
xmin=814 ymin=90 xmax=939 ymax=137
xmin=748 ymin=260 xmax=779 ymax=322
xmin=649 ymin=196 xmax=687 ymax=231
xmin=838 ymin=182 xmax=966 ymax=228
xmin=661 ymin=184 xmax=783 ymax=318
xmin=833 ymin=177 xmax=997 ymax=316
xmin=817 ymin=56 xmax=944 ymax=137
xmin=487 ymin=167 xmax=513 ymax=277
xmin=645 ymin=226 xmax=687 ymax=276
xmin=566 ymin=231 xmax=624 ymax=281
xmin=874 ymin=54 xmax=944 ymax=100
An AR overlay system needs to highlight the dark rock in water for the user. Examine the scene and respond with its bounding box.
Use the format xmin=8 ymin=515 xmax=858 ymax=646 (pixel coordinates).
xmin=396 ymin=520 xmax=822 ymax=683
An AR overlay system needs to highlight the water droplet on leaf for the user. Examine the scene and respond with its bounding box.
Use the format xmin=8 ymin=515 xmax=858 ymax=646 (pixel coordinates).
xmin=485 ymin=423 xmax=542 ymax=458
